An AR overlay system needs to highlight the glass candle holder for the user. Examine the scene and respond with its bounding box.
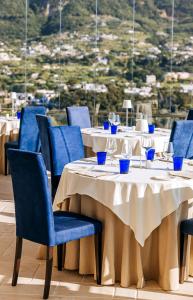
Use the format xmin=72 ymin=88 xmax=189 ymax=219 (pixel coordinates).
xmin=148 ymin=124 xmax=155 ymax=134
xmin=111 ymin=125 xmax=118 ymax=134
xmin=119 ymin=159 xmax=130 ymax=174
xmin=173 ymin=156 xmax=183 ymax=171
xmin=103 ymin=121 xmax=110 ymax=130
xmin=145 ymin=148 xmax=155 ymax=161
xmin=17 ymin=111 xmax=21 ymax=119
xmin=97 ymin=152 xmax=107 ymax=165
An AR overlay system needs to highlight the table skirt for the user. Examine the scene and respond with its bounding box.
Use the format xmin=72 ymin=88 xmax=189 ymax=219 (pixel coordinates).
xmin=0 ymin=132 xmax=18 ymax=174
xmin=39 ymin=195 xmax=193 ymax=291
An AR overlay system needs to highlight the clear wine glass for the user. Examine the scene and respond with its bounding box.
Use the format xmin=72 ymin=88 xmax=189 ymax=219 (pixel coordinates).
xmin=141 ymin=137 xmax=153 ymax=168
xmin=108 ymin=112 xmax=116 ymax=125
xmin=121 ymin=141 xmax=132 ymax=159
xmin=114 ymin=114 xmax=121 ymax=126
xmin=106 ymin=138 xmax=117 ymax=165
xmin=163 ymin=141 xmax=174 ymax=169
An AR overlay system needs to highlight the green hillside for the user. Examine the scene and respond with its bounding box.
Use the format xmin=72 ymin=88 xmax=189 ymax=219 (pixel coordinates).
xmin=0 ymin=0 xmax=193 ymax=40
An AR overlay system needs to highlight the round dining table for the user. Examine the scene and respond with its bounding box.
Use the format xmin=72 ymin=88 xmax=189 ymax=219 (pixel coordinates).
xmin=53 ymin=156 xmax=193 ymax=291
xmin=82 ymin=127 xmax=171 ymax=157
xmin=0 ymin=116 xmax=19 ymax=174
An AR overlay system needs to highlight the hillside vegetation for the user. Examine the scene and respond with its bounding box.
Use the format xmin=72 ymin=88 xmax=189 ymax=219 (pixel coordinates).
xmin=0 ymin=0 xmax=193 ymax=40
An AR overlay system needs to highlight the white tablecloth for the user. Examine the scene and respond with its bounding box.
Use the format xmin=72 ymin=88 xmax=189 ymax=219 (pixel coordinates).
xmin=0 ymin=117 xmax=20 ymax=174
xmin=82 ymin=127 xmax=170 ymax=155
xmin=54 ymin=158 xmax=193 ymax=246
xmin=0 ymin=117 xmax=19 ymax=136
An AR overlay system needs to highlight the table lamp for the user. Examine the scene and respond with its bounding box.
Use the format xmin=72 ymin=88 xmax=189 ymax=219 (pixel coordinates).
xmin=11 ymin=92 xmax=17 ymax=117
xmin=123 ymin=100 xmax=132 ymax=127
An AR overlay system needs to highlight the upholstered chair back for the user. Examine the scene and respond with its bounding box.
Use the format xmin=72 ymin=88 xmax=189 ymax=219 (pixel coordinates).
xmin=7 ymin=149 xmax=55 ymax=246
xmin=170 ymin=120 xmax=193 ymax=158
xmin=36 ymin=115 xmax=52 ymax=171
xmin=48 ymin=125 xmax=84 ymax=176
xmin=66 ymin=106 xmax=91 ymax=128
xmin=187 ymin=109 xmax=193 ymax=120
xmin=18 ymin=106 xmax=46 ymax=152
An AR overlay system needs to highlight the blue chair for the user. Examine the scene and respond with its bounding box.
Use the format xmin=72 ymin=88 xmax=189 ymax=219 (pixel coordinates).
xmin=66 ymin=106 xmax=91 ymax=128
xmin=4 ymin=106 xmax=46 ymax=175
xmin=187 ymin=109 xmax=193 ymax=120
xmin=36 ymin=115 xmax=52 ymax=171
xmin=180 ymin=219 xmax=193 ymax=283
xmin=8 ymin=149 xmax=102 ymax=299
xmin=170 ymin=120 xmax=193 ymax=159
xmin=49 ymin=126 xmax=85 ymax=199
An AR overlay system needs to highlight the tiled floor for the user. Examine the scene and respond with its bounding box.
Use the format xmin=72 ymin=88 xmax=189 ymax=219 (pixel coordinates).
xmin=0 ymin=175 xmax=193 ymax=300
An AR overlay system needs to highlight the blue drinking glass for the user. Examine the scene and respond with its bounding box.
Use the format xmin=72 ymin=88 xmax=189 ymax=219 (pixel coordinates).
xmin=97 ymin=152 xmax=107 ymax=165
xmin=173 ymin=156 xmax=183 ymax=171
xmin=103 ymin=121 xmax=110 ymax=130
xmin=148 ymin=124 xmax=155 ymax=134
xmin=17 ymin=111 xmax=21 ymax=119
xmin=119 ymin=159 xmax=130 ymax=174
xmin=111 ymin=125 xmax=118 ymax=134
xmin=145 ymin=148 xmax=155 ymax=161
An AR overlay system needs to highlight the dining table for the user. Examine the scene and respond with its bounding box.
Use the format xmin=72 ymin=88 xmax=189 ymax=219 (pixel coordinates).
xmin=53 ymin=156 xmax=193 ymax=291
xmin=82 ymin=127 xmax=171 ymax=157
xmin=0 ymin=116 xmax=20 ymax=174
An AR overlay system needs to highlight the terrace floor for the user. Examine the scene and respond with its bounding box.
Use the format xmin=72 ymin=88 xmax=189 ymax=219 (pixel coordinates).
xmin=0 ymin=175 xmax=193 ymax=300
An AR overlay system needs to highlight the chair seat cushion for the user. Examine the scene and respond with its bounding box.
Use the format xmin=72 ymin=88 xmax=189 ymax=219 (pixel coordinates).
xmin=53 ymin=211 xmax=102 ymax=245
xmin=181 ymin=218 xmax=193 ymax=235
xmin=5 ymin=140 xmax=19 ymax=150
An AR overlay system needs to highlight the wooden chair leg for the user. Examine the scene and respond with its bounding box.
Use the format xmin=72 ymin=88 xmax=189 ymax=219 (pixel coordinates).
xmin=12 ymin=237 xmax=23 ymax=286
xmin=57 ymin=244 xmax=65 ymax=271
xmin=43 ymin=246 xmax=53 ymax=299
xmin=180 ymin=233 xmax=188 ymax=284
xmin=95 ymin=233 xmax=102 ymax=285
xmin=4 ymin=149 xmax=8 ymax=176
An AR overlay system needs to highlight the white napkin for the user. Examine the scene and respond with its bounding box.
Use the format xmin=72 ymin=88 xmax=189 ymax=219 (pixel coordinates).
xmin=71 ymin=170 xmax=114 ymax=178
xmin=169 ymin=171 xmax=193 ymax=179
xmin=151 ymin=175 xmax=170 ymax=181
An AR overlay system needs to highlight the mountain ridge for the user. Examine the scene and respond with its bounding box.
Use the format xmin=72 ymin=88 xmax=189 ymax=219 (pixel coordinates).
xmin=0 ymin=0 xmax=193 ymax=40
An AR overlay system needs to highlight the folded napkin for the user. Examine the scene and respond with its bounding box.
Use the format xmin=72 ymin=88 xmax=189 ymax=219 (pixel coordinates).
xmin=71 ymin=169 xmax=114 ymax=178
xmin=151 ymin=175 xmax=170 ymax=181
xmin=84 ymin=157 xmax=97 ymax=162
xmin=158 ymin=158 xmax=172 ymax=163
xmin=169 ymin=171 xmax=193 ymax=179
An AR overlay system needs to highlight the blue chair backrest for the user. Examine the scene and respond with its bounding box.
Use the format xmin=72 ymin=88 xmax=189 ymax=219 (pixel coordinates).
xmin=7 ymin=149 xmax=55 ymax=246
xmin=170 ymin=120 xmax=193 ymax=158
xmin=66 ymin=106 xmax=91 ymax=128
xmin=187 ymin=109 xmax=193 ymax=120
xmin=36 ymin=115 xmax=52 ymax=171
xmin=49 ymin=126 xmax=85 ymax=176
xmin=18 ymin=106 xmax=46 ymax=152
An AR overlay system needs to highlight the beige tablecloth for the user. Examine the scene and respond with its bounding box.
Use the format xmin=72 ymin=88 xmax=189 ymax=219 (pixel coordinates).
xmin=54 ymin=159 xmax=193 ymax=246
xmin=50 ymin=158 xmax=193 ymax=290
xmin=50 ymin=195 xmax=193 ymax=290
xmin=0 ymin=117 xmax=19 ymax=174
xmin=82 ymin=127 xmax=170 ymax=155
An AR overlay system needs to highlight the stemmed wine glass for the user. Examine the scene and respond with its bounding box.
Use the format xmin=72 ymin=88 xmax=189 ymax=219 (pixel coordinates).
xmin=114 ymin=115 xmax=121 ymax=126
xmin=121 ymin=141 xmax=132 ymax=159
xmin=163 ymin=141 xmax=174 ymax=169
xmin=140 ymin=137 xmax=153 ymax=168
xmin=106 ymin=138 xmax=117 ymax=165
xmin=108 ymin=112 xmax=116 ymax=125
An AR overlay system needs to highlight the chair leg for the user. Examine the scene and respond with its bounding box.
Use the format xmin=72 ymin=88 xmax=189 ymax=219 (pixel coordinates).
xmin=95 ymin=233 xmax=102 ymax=285
xmin=43 ymin=246 xmax=53 ymax=300
xmin=57 ymin=244 xmax=65 ymax=271
xmin=12 ymin=237 xmax=23 ymax=286
xmin=4 ymin=149 xmax=8 ymax=176
xmin=180 ymin=233 xmax=188 ymax=284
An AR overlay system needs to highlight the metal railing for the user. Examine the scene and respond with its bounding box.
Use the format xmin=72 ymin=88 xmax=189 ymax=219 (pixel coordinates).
xmin=0 ymin=108 xmax=186 ymax=129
